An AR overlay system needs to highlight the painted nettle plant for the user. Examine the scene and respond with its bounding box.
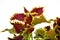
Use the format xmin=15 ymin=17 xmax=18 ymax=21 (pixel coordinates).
xmin=2 ymin=7 xmax=60 ymax=40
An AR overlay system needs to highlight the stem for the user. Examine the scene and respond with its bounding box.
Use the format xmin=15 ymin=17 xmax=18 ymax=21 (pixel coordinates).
xmin=28 ymin=33 xmax=33 ymax=40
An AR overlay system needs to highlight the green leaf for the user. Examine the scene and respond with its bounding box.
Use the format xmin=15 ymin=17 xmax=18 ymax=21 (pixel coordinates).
xmin=45 ymin=29 xmax=56 ymax=39
xmin=32 ymin=14 xmax=47 ymax=25
xmin=34 ymin=28 xmax=45 ymax=38
xmin=2 ymin=28 xmax=16 ymax=34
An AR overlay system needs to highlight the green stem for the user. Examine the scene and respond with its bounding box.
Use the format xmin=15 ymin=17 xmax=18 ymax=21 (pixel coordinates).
xmin=28 ymin=33 xmax=33 ymax=40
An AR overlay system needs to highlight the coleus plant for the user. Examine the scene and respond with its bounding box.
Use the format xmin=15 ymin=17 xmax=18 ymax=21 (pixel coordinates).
xmin=8 ymin=7 xmax=47 ymax=40
xmin=2 ymin=7 xmax=60 ymax=40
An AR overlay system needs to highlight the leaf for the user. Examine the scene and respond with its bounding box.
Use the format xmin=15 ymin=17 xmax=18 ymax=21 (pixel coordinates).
xmin=34 ymin=28 xmax=45 ymax=38
xmin=24 ymin=7 xmax=29 ymax=13
xmin=10 ymin=13 xmax=26 ymax=21
xmin=31 ymin=7 xmax=43 ymax=16
xmin=2 ymin=28 xmax=16 ymax=34
xmin=45 ymin=29 xmax=56 ymax=39
xmin=32 ymin=14 xmax=47 ymax=25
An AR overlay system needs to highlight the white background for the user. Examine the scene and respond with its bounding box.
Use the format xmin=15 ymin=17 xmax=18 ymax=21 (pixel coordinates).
xmin=0 ymin=0 xmax=60 ymax=40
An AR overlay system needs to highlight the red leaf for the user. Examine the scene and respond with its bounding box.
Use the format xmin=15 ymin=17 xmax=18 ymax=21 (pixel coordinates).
xmin=14 ymin=35 xmax=23 ymax=40
xmin=25 ymin=15 xmax=32 ymax=25
xmin=57 ymin=18 xmax=60 ymax=26
xmin=31 ymin=7 xmax=43 ymax=16
xmin=45 ymin=26 xmax=50 ymax=31
xmin=26 ymin=27 xmax=34 ymax=34
xmin=11 ymin=22 xmax=24 ymax=33
xmin=10 ymin=13 xmax=26 ymax=21
xmin=56 ymin=36 xmax=60 ymax=40
xmin=53 ymin=22 xmax=56 ymax=27
xmin=24 ymin=7 xmax=29 ymax=13
xmin=8 ymin=35 xmax=23 ymax=40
